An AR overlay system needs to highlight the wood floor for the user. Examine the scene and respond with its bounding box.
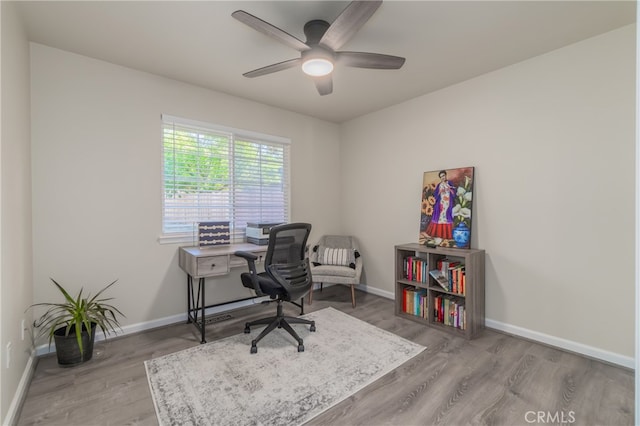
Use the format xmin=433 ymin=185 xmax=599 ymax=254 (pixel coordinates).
xmin=17 ymin=286 xmax=634 ymax=426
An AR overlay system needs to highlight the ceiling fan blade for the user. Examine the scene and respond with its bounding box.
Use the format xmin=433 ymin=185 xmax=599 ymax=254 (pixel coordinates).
xmin=243 ymin=58 xmax=302 ymax=78
xmin=313 ymin=75 xmax=333 ymax=96
xmin=337 ymin=51 xmax=405 ymax=69
xmin=319 ymin=0 xmax=382 ymax=51
xmin=232 ymin=10 xmax=310 ymax=52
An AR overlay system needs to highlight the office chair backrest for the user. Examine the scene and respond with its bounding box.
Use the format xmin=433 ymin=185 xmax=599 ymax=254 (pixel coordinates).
xmin=265 ymin=222 xmax=312 ymax=301
xmin=265 ymin=222 xmax=311 ymax=265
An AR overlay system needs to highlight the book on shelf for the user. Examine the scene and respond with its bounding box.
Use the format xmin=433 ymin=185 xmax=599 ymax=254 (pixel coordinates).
xmin=433 ymin=295 xmax=466 ymax=330
xmin=429 ymin=269 xmax=449 ymax=291
xmin=402 ymin=285 xmax=427 ymax=319
xmin=403 ymin=286 xmax=412 ymax=315
xmin=437 ymin=258 xmax=460 ymax=274
xmin=404 ymin=256 xmax=428 ymax=283
xmin=450 ymin=264 xmax=465 ymax=295
xmin=431 ymin=258 xmax=467 ymax=295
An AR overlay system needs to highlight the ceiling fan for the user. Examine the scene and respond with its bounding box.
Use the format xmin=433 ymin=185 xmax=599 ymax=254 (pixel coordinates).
xmin=232 ymin=0 xmax=405 ymax=96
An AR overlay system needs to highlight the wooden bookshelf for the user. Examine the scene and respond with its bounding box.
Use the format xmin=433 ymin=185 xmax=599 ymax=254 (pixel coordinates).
xmin=395 ymin=243 xmax=485 ymax=339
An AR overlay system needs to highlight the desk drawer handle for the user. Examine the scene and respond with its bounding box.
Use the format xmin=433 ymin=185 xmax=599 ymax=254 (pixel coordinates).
xmin=211 ymin=263 xmax=216 ymax=268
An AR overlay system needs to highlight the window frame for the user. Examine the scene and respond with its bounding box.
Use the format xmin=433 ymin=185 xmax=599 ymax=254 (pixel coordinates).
xmin=158 ymin=114 xmax=291 ymax=244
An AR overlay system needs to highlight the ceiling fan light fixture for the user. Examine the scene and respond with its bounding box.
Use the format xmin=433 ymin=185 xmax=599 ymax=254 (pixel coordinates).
xmin=302 ymin=58 xmax=334 ymax=76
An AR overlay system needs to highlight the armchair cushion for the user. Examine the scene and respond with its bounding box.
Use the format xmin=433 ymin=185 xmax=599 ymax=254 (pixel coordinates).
xmin=316 ymin=246 xmax=356 ymax=268
xmin=311 ymin=263 xmax=359 ymax=278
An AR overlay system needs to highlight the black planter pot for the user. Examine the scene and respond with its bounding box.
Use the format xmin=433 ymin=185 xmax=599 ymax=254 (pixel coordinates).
xmin=53 ymin=323 xmax=96 ymax=367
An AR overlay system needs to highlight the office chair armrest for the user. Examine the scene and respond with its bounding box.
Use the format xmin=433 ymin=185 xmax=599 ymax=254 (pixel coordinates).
xmin=235 ymin=251 xmax=258 ymax=273
xmin=235 ymin=251 xmax=258 ymax=262
xmin=235 ymin=250 xmax=266 ymax=296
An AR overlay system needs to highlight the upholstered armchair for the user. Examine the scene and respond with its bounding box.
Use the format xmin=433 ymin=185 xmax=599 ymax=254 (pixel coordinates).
xmin=308 ymin=235 xmax=362 ymax=308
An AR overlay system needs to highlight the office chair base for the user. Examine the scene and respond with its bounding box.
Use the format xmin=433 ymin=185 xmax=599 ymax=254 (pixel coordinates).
xmin=244 ymin=300 xmax=315 ymax=354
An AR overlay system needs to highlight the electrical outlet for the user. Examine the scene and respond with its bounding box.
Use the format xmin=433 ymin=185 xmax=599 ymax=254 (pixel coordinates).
xmin=6 ymin=342 xmax=12 ymax=369
xmin=21 ymin=319 xmax=26 ymax=341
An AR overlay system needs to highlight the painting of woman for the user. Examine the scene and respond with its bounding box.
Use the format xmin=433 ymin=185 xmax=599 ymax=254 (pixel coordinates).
xmin=426 ymin=170 xmax=456 ymax=239
xmin=419 ymin=167 xmax=474 ymax=248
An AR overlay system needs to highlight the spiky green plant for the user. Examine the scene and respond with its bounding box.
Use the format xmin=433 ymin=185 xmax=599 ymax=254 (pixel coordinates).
xmin=29 ymin=278 xmax=124 ymax=358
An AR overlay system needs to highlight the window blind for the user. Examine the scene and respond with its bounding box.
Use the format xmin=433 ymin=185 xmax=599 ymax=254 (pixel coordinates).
xmin=161 ymin=115 xmax=290 ymax=242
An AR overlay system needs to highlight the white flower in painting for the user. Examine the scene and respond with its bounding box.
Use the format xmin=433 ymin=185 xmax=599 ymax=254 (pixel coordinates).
xmin=453 ymin=204 xmax=471 ymax=219
xmin=452 ymin=174 xmax=473 ymax=229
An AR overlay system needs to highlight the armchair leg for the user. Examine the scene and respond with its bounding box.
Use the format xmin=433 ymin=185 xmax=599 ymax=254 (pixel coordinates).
xmin=350 ymin=284 xmax=356 ymax=308
xmin=308 ymin=282 xmax=324 ymax=305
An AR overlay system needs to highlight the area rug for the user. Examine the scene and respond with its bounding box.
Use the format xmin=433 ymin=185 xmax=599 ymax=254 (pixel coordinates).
xmin=145 ymin=307 xmax=425 ymax=426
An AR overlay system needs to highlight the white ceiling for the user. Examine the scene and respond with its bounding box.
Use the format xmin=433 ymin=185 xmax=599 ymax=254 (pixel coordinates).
xmin=15 ymin=1 xmax=636 ymax=123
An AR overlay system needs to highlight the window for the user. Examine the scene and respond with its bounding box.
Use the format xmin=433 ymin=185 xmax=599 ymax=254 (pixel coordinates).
xmin=161 ymin=115 xmax=290 ymax=243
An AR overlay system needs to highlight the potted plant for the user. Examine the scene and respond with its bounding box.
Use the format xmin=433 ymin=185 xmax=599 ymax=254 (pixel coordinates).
xmin=28 ymin=278 xmax=124 ymax=367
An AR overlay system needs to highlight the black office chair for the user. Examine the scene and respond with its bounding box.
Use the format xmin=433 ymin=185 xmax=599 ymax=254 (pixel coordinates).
xmin=235 ymin=222 xmax=316 ymax=354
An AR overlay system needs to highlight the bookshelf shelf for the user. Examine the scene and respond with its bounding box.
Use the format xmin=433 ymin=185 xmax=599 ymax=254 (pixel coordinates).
xmin=394 ymin=243 xmax=485 ymax=339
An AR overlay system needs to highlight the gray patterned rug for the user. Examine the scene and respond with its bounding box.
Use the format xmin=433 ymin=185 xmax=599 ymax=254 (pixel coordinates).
xmin=145 ymin=307 xmax=425 ymax=426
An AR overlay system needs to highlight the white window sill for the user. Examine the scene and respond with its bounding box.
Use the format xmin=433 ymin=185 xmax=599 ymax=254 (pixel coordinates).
xmin=157 ymin=234 xmax=194 ymax=245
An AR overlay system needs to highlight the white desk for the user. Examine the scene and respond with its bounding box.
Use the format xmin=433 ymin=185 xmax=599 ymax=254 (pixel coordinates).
xmin=178 ymin=243 xmax=268 ymax=343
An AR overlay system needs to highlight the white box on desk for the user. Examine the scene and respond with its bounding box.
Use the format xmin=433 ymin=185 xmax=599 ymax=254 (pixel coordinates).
xmin=246 ymin=222 xmax=282 ymax=239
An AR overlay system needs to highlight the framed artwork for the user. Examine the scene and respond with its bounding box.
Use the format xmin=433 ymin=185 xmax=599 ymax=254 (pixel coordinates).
xmin=197 ymin=221 xmax=230 ymax=248
xmin=419 ymin=167 xmax=474 ymax=249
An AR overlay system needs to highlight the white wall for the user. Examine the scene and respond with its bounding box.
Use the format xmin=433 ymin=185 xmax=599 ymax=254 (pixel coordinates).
xmin=30 ymin=44 xmax=341 ymax=333
xmin=341 ymin=25 xmax=636 ymax=361
xmin=1 ymin=1 xmax=33 ymax=423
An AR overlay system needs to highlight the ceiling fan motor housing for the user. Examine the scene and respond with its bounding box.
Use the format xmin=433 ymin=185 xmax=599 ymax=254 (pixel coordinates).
xmin=304 ymin=20 xmax=331 ymax=45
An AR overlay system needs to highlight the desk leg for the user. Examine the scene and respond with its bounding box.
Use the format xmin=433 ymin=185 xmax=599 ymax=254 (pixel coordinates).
xmin=186 ymin=275 xmax=193 ymax=324
xmin=199 ymin=277 xmax=206 ymax=344
xmin=186 ymin=275 xmax=207 ymax=343
xmin=187 ymin=275 xmax=202 ymax=325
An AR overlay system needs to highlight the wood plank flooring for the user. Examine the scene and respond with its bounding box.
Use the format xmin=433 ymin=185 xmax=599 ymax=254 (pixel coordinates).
xmin=17 ymin=286 xmax=634 ymax=425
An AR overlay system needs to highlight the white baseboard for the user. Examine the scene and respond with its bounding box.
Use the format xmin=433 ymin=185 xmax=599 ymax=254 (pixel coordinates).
xmin=3 ymin=350 xmax=37 ymax=426
xmin=485 ymin=318 xmax=634 ymax=369
xmin=315 ymin=282 xmax=394 ymax=300
xmin=357 ymin=283 xmax=393 ymax=300
xmin=33 ymin=285 xmax=633 ymax=369
xmin=34 ymin=297 xmax=269 ymax=356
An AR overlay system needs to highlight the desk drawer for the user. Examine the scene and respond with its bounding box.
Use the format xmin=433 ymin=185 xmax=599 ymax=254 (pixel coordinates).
xmin=196 ymin=255 xmax=229 ymax=276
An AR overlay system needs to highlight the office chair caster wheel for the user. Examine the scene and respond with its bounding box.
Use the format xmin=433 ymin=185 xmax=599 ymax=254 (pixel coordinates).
xmin=250 ymin=344 xmax=258 ymax=354
xmin=310 ymin=322 xmax=316 ymax=332
xmin=298 ymin=344 xmax=304 ymax=352
xmin=244 ymin=324 xmax=250 ymax=334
